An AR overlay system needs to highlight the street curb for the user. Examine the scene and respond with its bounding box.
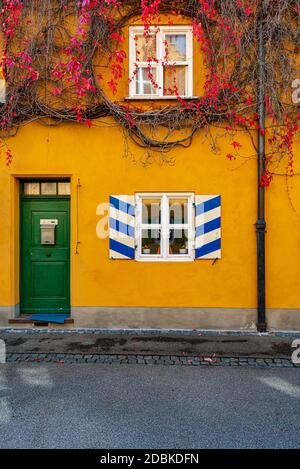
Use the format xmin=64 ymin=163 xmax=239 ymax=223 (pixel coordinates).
xmin=0 ymin=327 xmax=300 ymax=337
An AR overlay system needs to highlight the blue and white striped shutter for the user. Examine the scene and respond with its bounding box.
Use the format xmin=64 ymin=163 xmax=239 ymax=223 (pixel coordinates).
xmin=109 ymin=195 xmax=135 ymax=259
xmin=195 ymin=195 xmax=221 ymax=259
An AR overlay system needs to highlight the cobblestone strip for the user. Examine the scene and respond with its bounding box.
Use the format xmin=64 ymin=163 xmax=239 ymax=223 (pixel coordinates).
xmin=4 ymin=353 xmax=300 ymax=367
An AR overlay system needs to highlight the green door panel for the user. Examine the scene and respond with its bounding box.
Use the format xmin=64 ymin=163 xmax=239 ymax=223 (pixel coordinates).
xmin=21 ymin=198 xmax=70 ymax=314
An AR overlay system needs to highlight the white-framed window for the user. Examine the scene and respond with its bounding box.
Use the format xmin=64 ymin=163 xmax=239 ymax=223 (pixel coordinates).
xmin=109 ymin=193 xmax=221 ymax=261
xmin=129 ymin=26 xmax=193 ymax=99
xmin=136 ymin=193 xmax=194 ymax=262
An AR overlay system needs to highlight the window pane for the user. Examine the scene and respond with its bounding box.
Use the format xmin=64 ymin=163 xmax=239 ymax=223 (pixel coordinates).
xmin=165 ymin=34 xmax=186 ymax=61
xmin=41 ymin=182 xmax=57 ymax=195
xmin=24 ymin=182 xmax=40 ymax=195
xmin=142 ymin=198 xmax=161 ymax=224
xmin=136 ymin=67 xmax=157 ymax=95
xmin=58 ymin=182 xmax=71 ymax=195
xmin=0 ymin=77 xmax=5 ymax=103
xmin=169 ymin=229 xmax=189 ymax=255
xmin=142 ymin=229 xmax=161 ymax=255
xmin=164 ymin=65 xmax=186 ymax=96
xmin=135 ymin=34 xmax=156 ymax=61
xmin=169 ymin=198 xmax=189 ymax=224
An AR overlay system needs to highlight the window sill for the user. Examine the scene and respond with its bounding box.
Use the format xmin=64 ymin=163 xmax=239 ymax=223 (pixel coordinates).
xmin=136 ymin=257 xmax=194 ymax=263
xmin=124 ymin=96 xmax=199 ymax=101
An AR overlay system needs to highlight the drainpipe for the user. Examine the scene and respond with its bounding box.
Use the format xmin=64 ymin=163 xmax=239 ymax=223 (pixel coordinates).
xmin=256 ymin=12 xmax=267 ymax=332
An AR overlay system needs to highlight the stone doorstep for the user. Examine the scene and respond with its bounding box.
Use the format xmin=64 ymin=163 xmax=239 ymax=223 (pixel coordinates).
xmin=8 ymin=315 xmax=74 ymax=327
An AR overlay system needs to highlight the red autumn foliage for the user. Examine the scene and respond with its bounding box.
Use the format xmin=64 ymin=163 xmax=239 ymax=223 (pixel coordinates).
xmin=0 ymin=0 xmax=298 ymax=187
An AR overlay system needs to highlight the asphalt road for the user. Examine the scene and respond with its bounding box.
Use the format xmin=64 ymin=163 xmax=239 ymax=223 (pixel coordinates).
xmin=0 ymin=364 xmax=299 ymax=449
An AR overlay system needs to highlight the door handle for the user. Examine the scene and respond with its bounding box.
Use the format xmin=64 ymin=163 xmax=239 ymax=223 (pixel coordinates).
xmin=46 ymin=252 xmax=52 ymax=258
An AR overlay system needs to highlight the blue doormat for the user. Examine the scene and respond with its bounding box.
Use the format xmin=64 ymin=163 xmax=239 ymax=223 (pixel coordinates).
xmin=27 ymin=314 xmax=69 ymax=324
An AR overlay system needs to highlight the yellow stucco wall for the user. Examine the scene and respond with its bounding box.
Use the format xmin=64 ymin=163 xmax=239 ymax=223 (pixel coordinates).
xmin=266 ymin=171 xmax=300 ymax=309
xmin=0 ymin=13 xmax=300 ymax=326
xmin=0 ymin=119 xmax=299 ymax=313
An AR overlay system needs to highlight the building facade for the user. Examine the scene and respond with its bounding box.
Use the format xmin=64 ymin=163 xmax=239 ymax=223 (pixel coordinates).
xmin=0 ymin=13 xmax=299 ymax=331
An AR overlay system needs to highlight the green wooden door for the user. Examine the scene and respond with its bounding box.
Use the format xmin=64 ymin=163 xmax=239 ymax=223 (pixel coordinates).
xmin=21 ymin=198 xmax=70 ymax=314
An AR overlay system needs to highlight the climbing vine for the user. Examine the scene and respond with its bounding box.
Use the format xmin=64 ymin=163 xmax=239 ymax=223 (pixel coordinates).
xmin=0 ymin=0 xmax=299 ymax=184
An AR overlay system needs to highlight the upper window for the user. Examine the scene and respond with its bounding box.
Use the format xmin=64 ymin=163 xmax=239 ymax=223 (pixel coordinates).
xmin=136 ymin=193 xmax=194 ymax=261
xmin=129 ymin=26 xmax=193 ymax=99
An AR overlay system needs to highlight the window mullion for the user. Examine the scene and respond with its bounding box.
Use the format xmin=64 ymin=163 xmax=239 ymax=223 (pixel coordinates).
xmin=162 ymin=195 xmax=168 ymax=258
xmin=141 ymin=224 xmax=161 ymax=230
xmin=157 ymin=30 xmax=164 ymax=97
